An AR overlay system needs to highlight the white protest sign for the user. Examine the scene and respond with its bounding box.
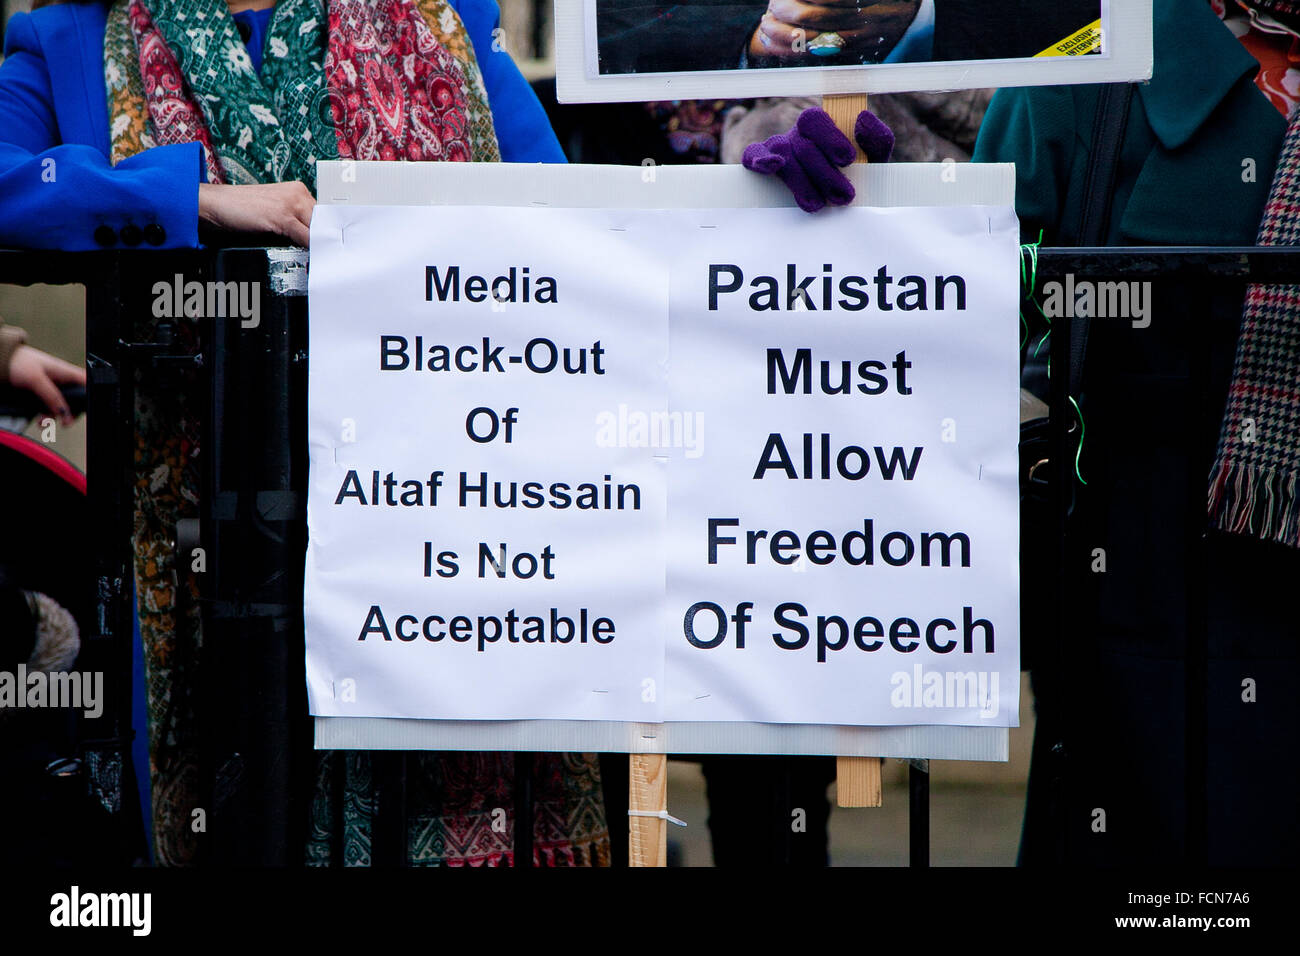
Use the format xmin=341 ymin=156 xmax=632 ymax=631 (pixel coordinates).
xmin=664 ymin=206 xmax=1020 ymax=727
xmin=305 ymin=198 xmax=1019 ymax=731
xmin=306 ymin=205 xmax=668 ymax=722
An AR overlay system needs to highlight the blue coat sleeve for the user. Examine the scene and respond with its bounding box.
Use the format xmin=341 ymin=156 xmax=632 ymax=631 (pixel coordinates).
xmin=0 ymin=11 xmax=205 ymax=251
xmin=450 ymin=0 xmax=565 ymax=164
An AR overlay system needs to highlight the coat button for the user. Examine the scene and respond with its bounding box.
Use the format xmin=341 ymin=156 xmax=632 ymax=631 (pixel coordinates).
xmin=120 ymin=224 xmax=143 ymax=246
xmin=143 ymin=223 xmax=166 ymax=246
xmin=93 ymin=225 xmax=117 ymax=247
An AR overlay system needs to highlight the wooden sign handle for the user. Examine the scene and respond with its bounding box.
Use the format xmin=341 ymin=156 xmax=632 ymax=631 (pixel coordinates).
xmin=624 ymin=97 xmax=884 ymax=865
xmin=822 ymin=92 xmax=870 ymax=162
xmin=628 ymin=753 xmax=668 ymax=866
xmin=823 ymin=91 xmax=885 ymax=810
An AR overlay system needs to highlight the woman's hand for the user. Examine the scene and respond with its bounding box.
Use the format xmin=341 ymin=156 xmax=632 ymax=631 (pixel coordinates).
xmin=6 ymin=345 xmax=86 ymax=426
xmin=749 ymin=0 xmax=920 ymax=63
xmin=197 ymin=181 xmax=315 ymax=247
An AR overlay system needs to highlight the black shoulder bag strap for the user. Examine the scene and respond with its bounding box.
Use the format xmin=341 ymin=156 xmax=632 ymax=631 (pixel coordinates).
xmin=1069 ymin=82 xmax=1135 ymax=398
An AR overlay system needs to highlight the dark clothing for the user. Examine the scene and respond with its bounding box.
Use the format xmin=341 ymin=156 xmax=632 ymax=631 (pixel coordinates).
xmin=702 ymin=755 xmax=835 ymax=866
xmin=532 ymin=78 xmax=739 ymax=166
xmin=929 ymin=0 xmax=1101 ymax=61
xmin=0 ymin=710 xmax=121 ymax=866
xmin=597 ymin=1 xmax=764 ymax=74
xmin=974 ymin=0 xmax=1299 ymax=865
xmin=595 ymin=0 xmax=1101 ymax=75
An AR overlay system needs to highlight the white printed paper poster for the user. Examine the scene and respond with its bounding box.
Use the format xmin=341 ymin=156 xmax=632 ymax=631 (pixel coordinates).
xmin=306 ymin=205 xmax=669 ymax=722
xmin=663 ymin=206 xmax=1020 ymax=726
xmin=305 ymin=202 xmax=1021 ymax=728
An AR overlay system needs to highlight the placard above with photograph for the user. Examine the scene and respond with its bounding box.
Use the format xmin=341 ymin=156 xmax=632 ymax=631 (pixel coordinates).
xmin=555 ymin=0 xmax=1153 ymax=103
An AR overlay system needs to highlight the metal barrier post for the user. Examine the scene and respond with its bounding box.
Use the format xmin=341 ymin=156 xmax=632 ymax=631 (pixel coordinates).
xmin=514 ymin=752 xmax=535 ymax=867
xmin=908 ymin=759 xmax=930 ymax=867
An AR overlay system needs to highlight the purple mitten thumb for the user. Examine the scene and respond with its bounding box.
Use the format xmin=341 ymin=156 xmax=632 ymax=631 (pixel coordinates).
xmin=745 ymin=135 xmax=827 ymax=212
xmin=854 ymin=109 xmax=895 ymax=164
xmin=742 ymin=139 xmax=788 ymax=175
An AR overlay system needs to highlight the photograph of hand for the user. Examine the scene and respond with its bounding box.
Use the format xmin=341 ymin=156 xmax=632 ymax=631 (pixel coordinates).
xmin=594 ymin=0 xmax=1103 ymax=76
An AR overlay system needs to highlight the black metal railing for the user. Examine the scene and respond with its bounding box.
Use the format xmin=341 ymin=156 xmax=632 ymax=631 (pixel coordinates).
xmin=5 ymin=244 xmax=1297 ymax=866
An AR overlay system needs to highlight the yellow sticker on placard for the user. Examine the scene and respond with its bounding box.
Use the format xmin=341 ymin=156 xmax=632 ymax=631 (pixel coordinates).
xmin=1034 ymin=18 xmax=1103 ymax=57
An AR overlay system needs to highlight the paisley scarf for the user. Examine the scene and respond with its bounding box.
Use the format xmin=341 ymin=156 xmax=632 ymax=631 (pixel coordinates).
xmin=104 ymin=0 xmax=500 ymax=187
xmin=102 ymin=0 xmax=612 ymax=868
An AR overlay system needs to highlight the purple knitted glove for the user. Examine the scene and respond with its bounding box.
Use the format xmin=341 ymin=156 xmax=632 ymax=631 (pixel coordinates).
xmin=741 ymin=107 xmax=895 ymax=213
xmin=742 ymin=108 xmax=856 ymax=212
xmin=854 ymin=109 xmax=895 ymax=164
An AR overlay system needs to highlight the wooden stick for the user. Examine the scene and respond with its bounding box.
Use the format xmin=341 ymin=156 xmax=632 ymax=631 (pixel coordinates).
xmin=823 ymin=90 xmax=884 ymax=810
xmin=836 ymin=755 xmax=884 ymax=807
xmin=822 ymin=92 xmax=870 ymax=162
xmin=628 ymin=753 xmax=668 ymax=866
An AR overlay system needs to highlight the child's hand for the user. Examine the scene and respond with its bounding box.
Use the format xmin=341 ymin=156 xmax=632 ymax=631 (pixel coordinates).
xmin=6 ymin=345 xmax=85 ymax=426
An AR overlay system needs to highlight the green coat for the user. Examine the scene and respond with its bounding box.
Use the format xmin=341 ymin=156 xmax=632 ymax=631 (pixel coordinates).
xmin=973 ymin=0 xmax=1286 ymax=246
xmin=972 ymin=0 xmax=1300 ymax=866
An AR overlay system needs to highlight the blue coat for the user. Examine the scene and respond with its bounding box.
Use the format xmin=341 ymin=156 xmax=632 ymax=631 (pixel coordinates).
xmin=0 ymin=0 xmax=563 ymax=250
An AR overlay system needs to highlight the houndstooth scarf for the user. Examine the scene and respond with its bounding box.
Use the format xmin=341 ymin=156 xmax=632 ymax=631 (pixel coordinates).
xmin=104 ymin=0 xmax=500 ymax=188
xmin=1208 ymin=103 xmax=1300 ymax=547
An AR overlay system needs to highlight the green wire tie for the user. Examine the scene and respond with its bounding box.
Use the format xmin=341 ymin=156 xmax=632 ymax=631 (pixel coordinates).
xmin=1019 ymin=231 xmax=1050 ymax=355
xmin=1021 ymin=233 xmax=1086 ymax=486
xmin=1068 ymin=395 xmax=1088 ymax=486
